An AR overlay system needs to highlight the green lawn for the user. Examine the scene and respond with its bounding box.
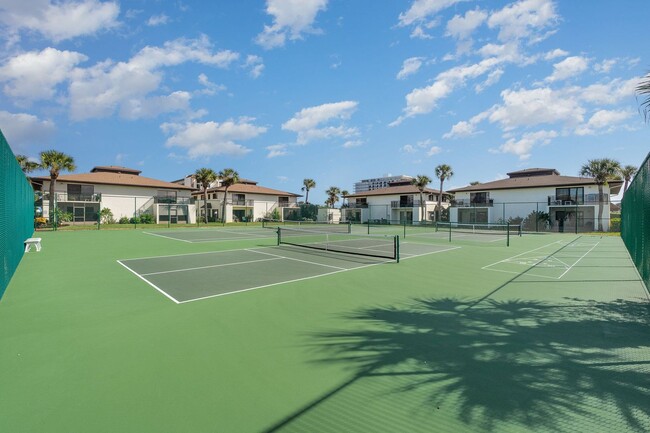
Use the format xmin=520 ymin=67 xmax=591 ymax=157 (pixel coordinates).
xmin=0 ymin=229 xmax=648 ymax=433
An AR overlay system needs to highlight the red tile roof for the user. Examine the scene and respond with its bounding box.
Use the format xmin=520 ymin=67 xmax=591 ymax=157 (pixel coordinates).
xmin=32 ymin=172 xmax=194 ymax=190
xmin=193 ymin=183 xmax=300 ymax=197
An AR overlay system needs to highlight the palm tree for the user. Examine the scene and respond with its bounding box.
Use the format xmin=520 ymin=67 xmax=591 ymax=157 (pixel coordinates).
xmin=341 ymin=190 xmax=349 ymax=207
xmin=411 ymin=175 xmax=432 ymax=222
xmin=195 ymin=168 xmax=217 ymax=223
xmin=16 ymin=155 xmax=39 ymax=173
xmin=435 ymin=164 xmax=454 ymax=222
xmin=39 ymin=150 xmax=76 ymax=223
xmin=619 ymin=165 xmax=637 ymax=193
xmin=580 ymin=158 xmax=621 ymax=231
xmin=637 ymin=72 xmax=650 ymax=122
xmin=302 ymin=178 xmax=316 ymax=204
xmin=325 ymin=186 xmax=341 ymax=208
xmin=218 ymin=168 xmax=239 ymax=223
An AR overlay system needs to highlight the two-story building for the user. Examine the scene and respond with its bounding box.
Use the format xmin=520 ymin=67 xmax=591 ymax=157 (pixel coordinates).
xmin=448 ymin=168 xmax=623 ymax=232
xmin=33 ymin=166 xmax=196 ymax=224
xmin=343 ymin=179 xmax=450 ymax=224
xmin=192 ymin=179 xmax=301 ymax=223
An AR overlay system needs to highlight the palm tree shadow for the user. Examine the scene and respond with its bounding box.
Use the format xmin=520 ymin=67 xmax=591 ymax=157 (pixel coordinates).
xmin=271 ymin=296 xmax=650 ymax=432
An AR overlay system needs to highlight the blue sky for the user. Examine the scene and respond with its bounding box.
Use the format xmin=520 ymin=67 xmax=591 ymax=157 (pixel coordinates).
xmin=1 ymin=0 xmax=648 ymax=204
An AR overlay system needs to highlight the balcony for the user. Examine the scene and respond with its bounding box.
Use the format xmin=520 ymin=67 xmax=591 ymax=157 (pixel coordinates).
xmin=547 ymin=194 xmax=608 ymax=205
xmin=391 ymin=200 xmax=422 ymax=208
xmin=154 ymin=196 xmax=194 ymax=204
xmin=347 ymin=202 xmax=368 ymax=208
xmin=46 ymin=192 xmax=101 ymax=202
xmin=451 ymin=199 xmax=493 ymax=207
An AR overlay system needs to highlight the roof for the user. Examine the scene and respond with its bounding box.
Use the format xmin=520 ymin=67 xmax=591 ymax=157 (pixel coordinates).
xmin=449 ymin=175 xmax=624 ymax=193
xmin=90 ymin=166 xmax=142 ymax=175
xmin=345 ymin=184 xmax=445 ymax=198
xmin=32 ymin=172 xmax=194 ymax=190
xmin=193 ymin=182 xmax=300 ymax=197
xmin=506 ymin=168 xmax=560 ymax=178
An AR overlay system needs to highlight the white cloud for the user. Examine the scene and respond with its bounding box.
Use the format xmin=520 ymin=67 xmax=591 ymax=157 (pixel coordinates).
xmin=68 ymin=36 xmax=239 ymax=120
xmin=446 ymin=8 xmax=487 ymax=40
xmin=282 ymin=101 xmax=359 ymax=144
xmin=545 ymin=56 xmax=589 ymax=82
xmin=0 ymin=0 xmax=120 ymax=42
xmin=266 ymin=144 xmax=288 ymax=158
xmin=342 ymin=140 xmax=362 ymax=148
xmin=244 ymin=55 xmax=265 ymax=79
xmin=197 ymin=73 xmax=226 ymax=95
xmin=475 ymin=68 xmax=504 ymax=92
xmin=397 ymin=57 xmax=424 ymax=80
xmin=594 ymin=58 xmax=617 ymax=74
xmin=575 ymin=109 xmax=633 ymax=135
xmin=443 ymin=121 xmax=476 ymax=139
xmin=487 ymin=0 xmax=559 ymax=42
xmin=147 ymin=14 xmax=169 ymax=26
xmin=392 ymin=57 xmax=501 ymax=125
xmin=489 ymin=87 xmax=585 ymax=130
xmin=427 ymin=145 xmax=442 ymax=156
xmin=410 ymin=25 xmax=433 ymax=39
xmin=0 ymin=48 xmax=87 ymax=103
xmin=120 ymin=91 xmax=191 ymax=120
xmin=0 ymin=111 xmax=55 ymax=151
xmin=544 ymin=48 xmax=568 ymax=60
xmin=398 ymin=0 xmax=464 ymax=26
xmin=402 ymin=144 xmax=417 ymax=153
xmin=256 ymin=0 xmax=328 ymax=49
xmin=161 ymin=118 xmax=267 ymax=158
xmin=572 ymin=77 xmax=638 ymax=105
xmin=493 ymin=130 xmax=558 ymax=160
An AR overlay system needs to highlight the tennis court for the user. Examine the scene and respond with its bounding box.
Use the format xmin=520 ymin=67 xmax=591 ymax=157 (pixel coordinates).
xmin=1 ymin=229 xmax=648 ymax=433
xmin=119 ymin=230 xmax=458 ymax=303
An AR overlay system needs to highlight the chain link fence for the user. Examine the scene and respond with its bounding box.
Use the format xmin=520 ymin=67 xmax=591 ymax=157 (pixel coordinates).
xmin=1 ymin=130 xmax=34 ymax=299
xmin=621 ymin=152 xmax=649 ymax=290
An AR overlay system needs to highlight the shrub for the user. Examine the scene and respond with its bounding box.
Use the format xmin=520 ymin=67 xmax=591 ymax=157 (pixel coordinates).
xmin=100 ymin=208 xmax=116 ymax=225
xmin=139 ymin=213 xmax=154 ymax=224
xmin=119 ymin=216 xmax=130 ymax=224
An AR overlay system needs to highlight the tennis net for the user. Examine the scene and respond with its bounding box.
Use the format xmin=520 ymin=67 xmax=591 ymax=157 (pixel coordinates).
xmin=277 ymin=227 xmax=399 ymax=261
xmin=436 ymin=222 xmax=521 ymax=236
xmin=263 ymin=218 xmax=351 ymax=233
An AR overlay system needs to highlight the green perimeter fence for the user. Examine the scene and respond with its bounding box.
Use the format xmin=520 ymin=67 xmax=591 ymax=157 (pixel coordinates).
xmin=621 ymin=152 xmax=650 ymax=290
xmin=0 ymin=130 xmax=34 ymax=299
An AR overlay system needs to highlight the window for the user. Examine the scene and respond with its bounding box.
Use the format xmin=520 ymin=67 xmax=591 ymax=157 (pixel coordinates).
xmin=556 ymin=187 xmax=584 ymax=204
xmin=470 ymin=192 xmax=489 ymax=204
xmin=66 ymin=184 xmax=94 ymax=201
xmin=157 ymin=190 xmax=177 ymax=203
xmin=233 ymin=194 xmax=246 ymax=205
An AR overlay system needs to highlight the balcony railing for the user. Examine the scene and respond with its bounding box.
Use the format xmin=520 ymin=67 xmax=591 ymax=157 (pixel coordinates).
xmin=46 ymin=192 xmax=101 ymax=202
xmin=348 ymin=202 xmax=369 ymax=208
xmin=547 ymin=194 xmax=609 ymax=205
xmin=451 ymin=199 xmax=494 ymax=207
xmin=154 ymin=196 xmax=195 ymax=204
xmin=391 ymin=200 xmax=424 ymax=208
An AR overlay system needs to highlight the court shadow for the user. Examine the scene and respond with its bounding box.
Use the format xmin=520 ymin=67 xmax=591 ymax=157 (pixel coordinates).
xmin=265 ymin=296 xmax=650 ymax=432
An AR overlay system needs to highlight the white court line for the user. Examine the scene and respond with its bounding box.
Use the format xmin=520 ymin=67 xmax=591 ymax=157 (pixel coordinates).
xmin=245 ymin=248 xmax=347 ymax=270
xmin=186 ymin=236 xmax=275 ymax=243
xmin=119 ymin=242 xmax=461 ymax=304
xmin=482 ymin=239 xmax=569 ymax=270
xmin=400 ymin=245 xmax=462 ymax=258
xmin=557 ymin=241 xmax=600 ymax=279
xmin=140 ymin=257 xmax=282 ymax=276
xmin=117 ymin=260 xmax=181 ymax=304
xmin=143 ymin=231 xmax=194 ymax=243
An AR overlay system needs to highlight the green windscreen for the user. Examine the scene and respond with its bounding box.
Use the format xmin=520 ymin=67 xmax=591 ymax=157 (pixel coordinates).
xmin=0 ymin=130 xmax=35 ymax=300
xmin=620 ymin=152 xmax=649 ymax=291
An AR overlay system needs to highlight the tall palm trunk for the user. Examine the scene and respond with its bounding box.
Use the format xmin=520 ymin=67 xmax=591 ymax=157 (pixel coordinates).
xmin=305 ymin=189 xmax=310 ymax=204
xmin=437 ymin=179 xmax=444 ymax=222
xmin=203 ymin=189 xmax=209 ymax=223
xmin=597 ymin=184 xmax=604 ymax=231
xmin=49 ymin=172 xmax=58 ymax=223
xmin=419 ymin=190 xmax=425 ymax=221
xmin=222 ymin=187 xmax=229 ymax=223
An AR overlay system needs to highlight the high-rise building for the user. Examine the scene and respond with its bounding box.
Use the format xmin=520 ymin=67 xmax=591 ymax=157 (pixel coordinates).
xmin=353 ymin=175 xmax=413 ymax=193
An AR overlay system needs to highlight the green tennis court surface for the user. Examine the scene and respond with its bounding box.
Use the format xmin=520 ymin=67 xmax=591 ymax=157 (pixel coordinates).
xmin=1 ymin=228 xmax=648 ymax=433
